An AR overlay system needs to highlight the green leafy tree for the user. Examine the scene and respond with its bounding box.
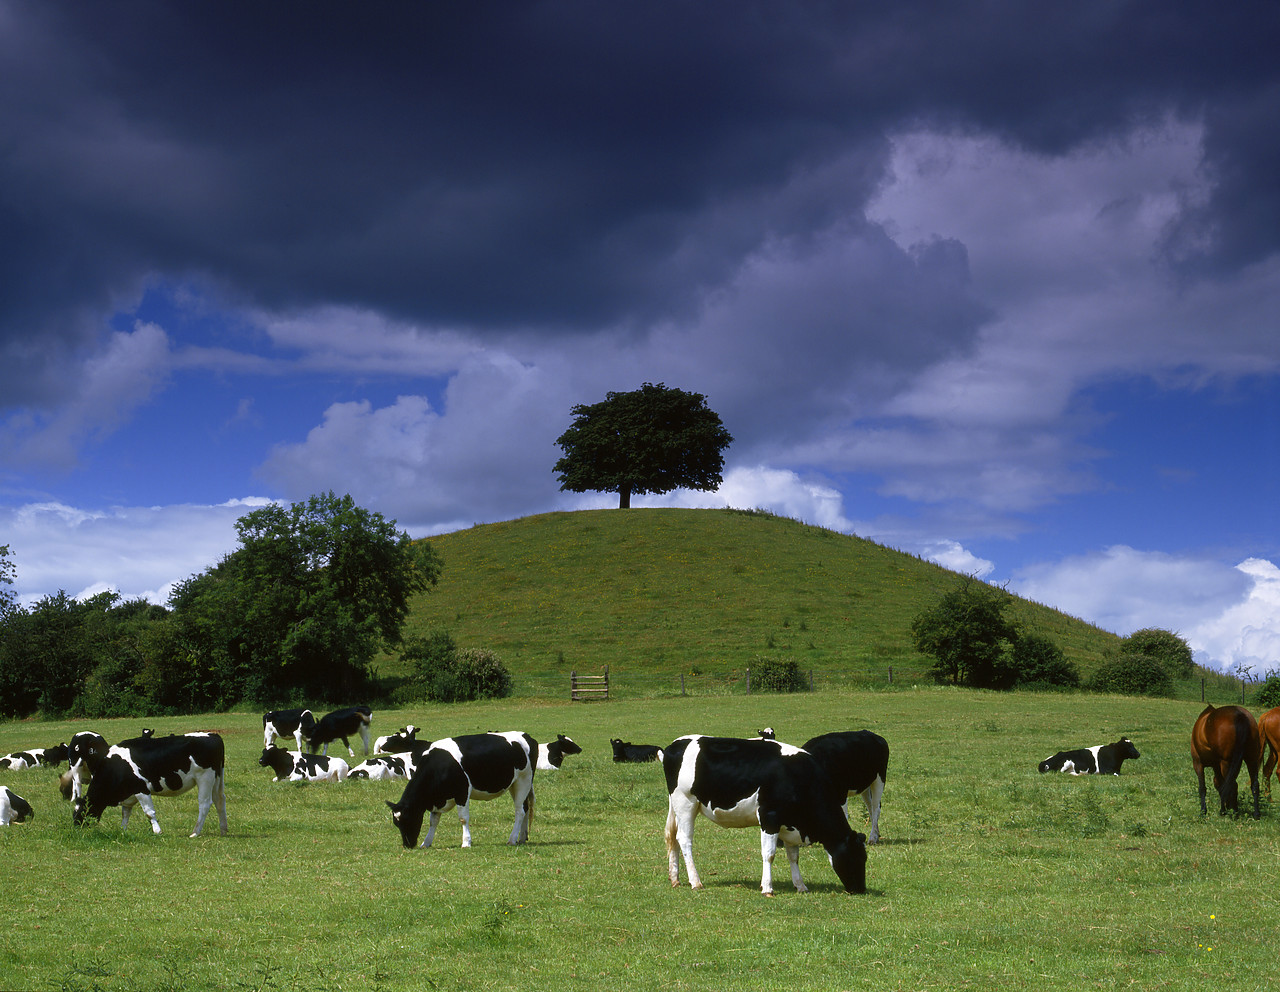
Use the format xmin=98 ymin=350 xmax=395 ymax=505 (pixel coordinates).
xmin=554 ymin=382 xmax=733 ymax=508
xmin=173 ymin=492 xmax=442 ymax=704
xmin=910 ymin=576 xmax=1018 ymax=688
xmin=1119 ymin=628 xmax=1195 ymax=679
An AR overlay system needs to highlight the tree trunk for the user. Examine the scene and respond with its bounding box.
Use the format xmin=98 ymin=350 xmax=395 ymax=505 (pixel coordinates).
xmin=618 ymin=486 xmax=632 ymax=509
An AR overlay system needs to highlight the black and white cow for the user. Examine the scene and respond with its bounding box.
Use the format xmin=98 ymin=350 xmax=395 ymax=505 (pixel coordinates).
xmin=259 ymin=745 xmax=349 ymax=782
xmin=307 ymin=706 xmax=373 ymax=757
xmin=350 ymin=754 xmax=416 ymax=781
xmin=802 ymin=730 xmax=890 ymax=845
xmin=611 ymin=739 xmax=664 ymax=763
xmin=537 ymin=734 xmax=583 ymax=771
xmin=262 ymin=708 xmax=316 ymax=751
xmin=374 ymin=725 xmax=420 ymax=754
xmin=71 ymin=732 xmax=228 ymax=837
xmin=1 ymin=786 xmax=34 ymax=825
xmin=386 ymin=731 xmax=536 ymax=849
xmin=1038 ymin=737 xmax=1141 ymax=776
xmin=663 ymin=735 xmax=867 ymax=896
xmin=0 ymin=743 xmax=69 ymax=771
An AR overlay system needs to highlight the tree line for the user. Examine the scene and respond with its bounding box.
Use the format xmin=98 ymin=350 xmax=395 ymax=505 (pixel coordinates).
xmin=0 ymin=493 xmax=441 ymax=719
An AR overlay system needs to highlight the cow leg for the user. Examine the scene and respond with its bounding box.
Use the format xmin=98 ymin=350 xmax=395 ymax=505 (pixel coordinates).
xmin=293 ymin=728 xmax=306 ymax=752
xmin=215 ymin=770 xmax=228 ymax=835
xmin=359 ymin=724 xmax=371 ymax=757
xmin=508 ymin=782 xmax=533 ymax=845
xmin=785 ymin=841 xmax=808 ymax=893
xmin=666 ymin=795 xmax=702 ymax=889
xmin=420 ymin=811 xmax=441 ymax=849
xmin=263 ymin=724 xmax=274 ymax=749
xmin=457 ymin=802 xmax=473 ymax=848
xmin=861 ymin=777 xmax=885 ymax=845
xmin=340 ymin=736 xmax=355 ymax=758
xmin=129 ymin=793 xmax=162 ymax=834
xmin=758 ymin=830 xmax=779 ymax=895
xmin=191 ymin=770 xmax=217 ymax=838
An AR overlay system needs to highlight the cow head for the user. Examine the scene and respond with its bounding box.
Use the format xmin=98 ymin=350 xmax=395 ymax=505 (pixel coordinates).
xmin=44 ymin=743 xmax=70 ymax=765
xmin=386 ymin=799 xmax=425 ymax=849
xmin=826 ymin=830 xmax=868 ymax=894
xmin=67 ymin=732 xmax=110 ymax=773
xmin=1116 ymin=737 xmax=1141 ymax=760
xmin=555 ymin=734 xmax=582 ymax=756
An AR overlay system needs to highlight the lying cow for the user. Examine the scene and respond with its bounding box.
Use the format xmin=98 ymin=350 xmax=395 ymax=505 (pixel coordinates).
xmin=663 ymin=735 xmax=867 ymax=895
xmin=307 ymin=706 xmax=373 ymax=757
xmin=1 ymin=786 xmax=34 ymax=825
xmin=1038 ymin=737 xmax=1141 ymax=776
xmin=387 ymin=731 xmax=536 ymax=849
xmin=262 ymin=708 xmax=316 ymax=751
xmin=71 ymin=731 xmax=228 ymax=837
xmin=259 ymin=745 xmax=349 ymax=782
xmin=537 ymin=734 xmax=583 ymax=771
xmin=349 ymin=754 xmax=416 ymax=781
xmin=611 ymin=739 xmax=663 ymax=763
xmin=0 ymin=743 xmax=69 ymax=771
xmin=802 ymin=730 xmax=890 ymax=844
xmin=374 ymin=725 xmax=420 ymax=754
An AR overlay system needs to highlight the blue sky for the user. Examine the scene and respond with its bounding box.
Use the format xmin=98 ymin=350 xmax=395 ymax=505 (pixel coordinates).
xmin=2 ymin=1 xmax=1278 ymax=674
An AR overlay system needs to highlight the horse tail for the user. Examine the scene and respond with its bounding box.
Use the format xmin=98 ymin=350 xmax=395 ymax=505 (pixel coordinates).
xmin=1221 ymin=709 xmax=1253 ymax=804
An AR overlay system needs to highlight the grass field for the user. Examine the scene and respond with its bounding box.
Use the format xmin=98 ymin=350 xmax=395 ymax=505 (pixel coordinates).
xmin=2 ymin=689 xmax=1277 ymax=992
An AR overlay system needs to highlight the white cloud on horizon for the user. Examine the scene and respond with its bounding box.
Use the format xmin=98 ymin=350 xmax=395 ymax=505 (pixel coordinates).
xmin=1012 ymin=545 xmax=1277 ymax=673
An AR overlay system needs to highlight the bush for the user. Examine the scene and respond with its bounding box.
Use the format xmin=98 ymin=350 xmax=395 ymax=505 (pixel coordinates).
xmin=911 ymin=577 xmax=1017 ymax=688
xmin=1089 ymin=653 xmax=1174 ymax=697
xmin=395 ymin=632 xmax=512 ymax=703
xmin=1120 ymin=628 xmax=1194 ymax=679
xmin=1255 ymin=674 xmax=1280 ymax=710
xmin=1010 ymin=634 xmax=1080 ymax=690
xmin=752 ymin=657 xmax=808 ymax=693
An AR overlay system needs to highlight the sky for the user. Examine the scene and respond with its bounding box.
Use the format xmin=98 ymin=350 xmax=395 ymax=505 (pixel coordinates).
xmin=2 ymin=1 xmax=1278 ymax=674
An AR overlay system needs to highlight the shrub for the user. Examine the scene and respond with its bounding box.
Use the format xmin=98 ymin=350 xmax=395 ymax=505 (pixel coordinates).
xmin=1119 ymin=628 xmax=1194 ymax=679
xmin=911 ymin=576 xmax=1017 ymax=688
xmin=1255 ymin=674 xmax=1280 ymax=710
xmin=1010 ymin=634 xmax=1080 ymax=690
xmin=395 ymin=632 xmax=512 ymax=703
xmin=1089 ymin=653 xmax=1174 ymax=697
xmin=752 ymin=657 xmax=808 ymax=693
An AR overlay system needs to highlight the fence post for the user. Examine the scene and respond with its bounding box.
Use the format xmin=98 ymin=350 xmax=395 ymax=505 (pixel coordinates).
xmin=888 ymin=666 xmax=893 ymax=685
xmin=746 ymin=668 xmax=750 ymax=695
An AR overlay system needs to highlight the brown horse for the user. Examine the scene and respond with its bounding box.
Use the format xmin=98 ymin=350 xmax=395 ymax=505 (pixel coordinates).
xmin=1191 ymin=704 xmax=1262 ymax=818
xmin=1260 ymin=707 xmax=1280 ymax=800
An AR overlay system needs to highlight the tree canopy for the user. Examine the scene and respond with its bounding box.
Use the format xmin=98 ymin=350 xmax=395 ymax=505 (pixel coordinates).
xmin=553 ymin=382 xmax=733 ymax=508
xmin=910 ymin=576 xmax=1019 ymax=688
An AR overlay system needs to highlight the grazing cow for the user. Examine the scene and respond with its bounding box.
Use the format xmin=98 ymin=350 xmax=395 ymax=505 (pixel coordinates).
xmin=71 ymin=732 xmax=228 ymax=837
xmin=802 ymin=731 xmax=890 ymax=845
xmin=1038 ymin=737 xmax=1140 ymax=777
xmin=663 ymin=735 xmax=867 ymax=895
xmin=1192 ymin=704 xmax=1262 ymax=818
xmin=387 ymin=731 xmax=536 ymax=849
xmin=537 ymin=734 xmax=583 ymax=771
xmin=1260 ymin=707 xmax=1280 ymax=798
xmin=259 ymin=745 xmax=349 ymax=782
xmin=0 ymin=743 xmax=69 ymax=771
xmin=350 ymin=754 xmax=416 ymax=781
xmin=611 ymin=739 xmax=664 ymax=763
xmin=1 ymin=787 xmax=34 ymax=825
xmin=307 ymin=706 xmax=373 ymax=757
xmin=262 ymin=709 xmax=316 ymax=751
xmin=374 ymin=725 xmax=420 ymax=754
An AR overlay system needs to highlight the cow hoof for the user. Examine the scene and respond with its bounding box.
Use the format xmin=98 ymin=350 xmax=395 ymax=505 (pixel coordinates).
xmin=762 ymin=891 xmax=775 ymax=898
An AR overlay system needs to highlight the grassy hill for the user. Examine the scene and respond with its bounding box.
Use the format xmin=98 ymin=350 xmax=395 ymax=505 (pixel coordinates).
xmin=391 ymin=508 xmax=1124 ymax=691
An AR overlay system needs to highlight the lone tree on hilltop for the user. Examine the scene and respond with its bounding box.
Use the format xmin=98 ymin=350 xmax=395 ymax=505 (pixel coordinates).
xmin=553 ymin=382 xmax=733 ymax=509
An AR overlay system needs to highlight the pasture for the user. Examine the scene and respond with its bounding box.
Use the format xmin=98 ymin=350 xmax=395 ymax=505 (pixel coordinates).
xmin=1 ymin=689 xmax=1277 ymax=992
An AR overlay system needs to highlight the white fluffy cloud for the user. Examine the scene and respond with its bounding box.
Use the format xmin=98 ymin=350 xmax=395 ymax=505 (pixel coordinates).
xmin=1012 ymin=546 xmax=1277 ymax=673
xmin=2 ymin=498 xmax=271 ymax=606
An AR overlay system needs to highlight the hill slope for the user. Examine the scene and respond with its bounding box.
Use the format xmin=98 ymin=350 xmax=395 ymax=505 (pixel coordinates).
xmin=394 ymin=508 xmax=1120 ymax=685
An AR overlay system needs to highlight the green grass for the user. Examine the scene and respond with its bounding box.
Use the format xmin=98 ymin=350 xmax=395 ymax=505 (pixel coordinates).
xmin=2 ymin=691 xmax=1277 ymax=991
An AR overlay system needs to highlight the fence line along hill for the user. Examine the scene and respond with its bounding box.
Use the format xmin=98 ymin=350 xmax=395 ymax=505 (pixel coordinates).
xmin=393 ymin=507 xmax=1123 ymax=691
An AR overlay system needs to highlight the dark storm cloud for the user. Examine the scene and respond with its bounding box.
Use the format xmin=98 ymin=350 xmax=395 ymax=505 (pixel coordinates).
xmin=2 ymin=0 xmax=1278 ymax=404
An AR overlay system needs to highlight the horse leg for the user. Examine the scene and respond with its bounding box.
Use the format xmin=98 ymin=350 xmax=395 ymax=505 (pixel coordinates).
xmin=1264 ymin=743 xmax=1277 ymax=801
xmin=1195 ymin=761 xmax=1208 ymax=815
